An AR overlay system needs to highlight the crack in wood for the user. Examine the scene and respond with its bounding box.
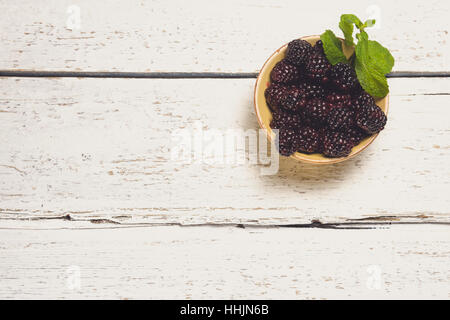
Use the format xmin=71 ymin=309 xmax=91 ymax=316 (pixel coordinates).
xmin=0 ymin=214 xmax=449 ymax=230
xmin=346 ymin=214 xmax=431 ymax=221
xmin=0 ymin=164 xmax=27 ymax=175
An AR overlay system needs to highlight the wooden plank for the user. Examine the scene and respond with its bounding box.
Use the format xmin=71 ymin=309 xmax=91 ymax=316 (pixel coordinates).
xmin=0 ymin=77 xmax=449 ymax=225
xmin=0 ymin=0 xmax=448 ymax=72
xmin=0 ymin=224 xmax=448 ymax=299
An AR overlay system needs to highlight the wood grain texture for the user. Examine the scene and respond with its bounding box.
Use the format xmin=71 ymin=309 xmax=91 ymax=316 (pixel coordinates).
xmin=1 ymin=0 xmax=449 ymax=301
xmin=0 ymin=77 xmax=449 ymax=225
xmin=0 ymin=224 xmax=448 ymax=299
xmin=0 ymin=0 xmax=448 ymax=73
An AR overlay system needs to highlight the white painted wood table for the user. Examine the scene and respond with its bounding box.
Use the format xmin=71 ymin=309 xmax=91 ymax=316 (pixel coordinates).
xmin=0 ymin=0 xmax=449 ymax=299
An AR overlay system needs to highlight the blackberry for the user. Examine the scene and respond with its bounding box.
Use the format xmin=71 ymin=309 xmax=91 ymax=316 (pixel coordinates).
xmin=326 ymin=92 xmax=352 ymax=107
xmin=329 ymin=63 xmax=358 ymax=91
xmin=280 ymin=86 xmax=306 ymax=113
xmin=346 ymin=126 xmax=368 ymax=146
xmin=352 ymin=91 xmax=376 ymax=110
xmin=305 ymin=50 xmax=331 ymax=83
xmin=302 ymin=98 xmax=330 ymax=125
xmin=265 ymin=83 xmax=288 ymax=111
xmin=295 ymin=126 xmax=322 ymax=154
xmin=322 ymin=131 xmax=354 ymax=158
xmin=298 ymin=82 xmax=325 ymax=99
xmin=270 ymin=60 xmax=300 ymax=84
xmin=314 ymin=40 xmax=324 ymax=54
xmin=270 ymin=110 xmax=302 ymax=129
xmin=356 ymin=104 xmax=387 ymax=134
xmin=326 ymin=107 xmax=355 ymax=131
xmin=267 ymin=38 xmax=389 ymax=159
xmin=276 ymin=127 xmax=297 ymax=156
xmin=285 ymin=39 xmax=313 ymax=66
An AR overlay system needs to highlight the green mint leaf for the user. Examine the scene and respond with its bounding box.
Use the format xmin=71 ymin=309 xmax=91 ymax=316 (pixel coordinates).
xmin=320 ymin=30 xmax=348 ymax=65
xmin=340 ymin=14 xmax=363 ymax=29
xmin=355 ymin=33 xmax=389 ymax=97
xmin=355 ymin=57 xmax=389 ymax=98
xmin=339 ymin=14 xmax=364 ymax=45
xmin=364 ymin=19 xmax=376 ymax=28
xmin=339 ymin=19 xmax=355 ymax=46
xmin=356 ymin=30 xmax=369 ymax=42
xmin=367 ymin=40 xmax=394 ymax=74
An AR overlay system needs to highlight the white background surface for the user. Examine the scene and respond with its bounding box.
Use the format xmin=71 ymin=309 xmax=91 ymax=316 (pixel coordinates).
xmin=0 ymin=0 xmax=449 ymax=299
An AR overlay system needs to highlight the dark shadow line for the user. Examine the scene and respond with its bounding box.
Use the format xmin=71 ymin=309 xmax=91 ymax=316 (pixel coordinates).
xmin=0 ymin=71 xmax=259 ymax=79
xmin=0 ymin=70 xmax=450 ymax=79
xmin=0 ymin=214 xmax=449 ymax=231
xmin=386 ymin=72 xmax=450 ymax=78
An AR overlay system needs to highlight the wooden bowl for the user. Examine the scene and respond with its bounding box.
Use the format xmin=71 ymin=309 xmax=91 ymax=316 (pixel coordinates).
xmin=254 ymin=35 xmax=389 ymax=164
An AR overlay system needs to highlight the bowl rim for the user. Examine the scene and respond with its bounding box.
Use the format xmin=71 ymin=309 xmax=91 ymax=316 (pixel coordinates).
xmin=253 ymin=35 xmax=389 ymax=164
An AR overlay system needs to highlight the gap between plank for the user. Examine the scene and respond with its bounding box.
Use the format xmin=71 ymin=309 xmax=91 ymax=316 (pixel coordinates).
xmin=0 ymin=70 xmax=450 ymax=79
xmin=1 ymin=214 xmax=449 ymax=231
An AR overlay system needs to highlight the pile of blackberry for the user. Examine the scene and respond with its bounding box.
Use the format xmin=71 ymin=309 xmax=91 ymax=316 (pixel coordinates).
xmin=265 ymin=39 xmax=387 ymax=158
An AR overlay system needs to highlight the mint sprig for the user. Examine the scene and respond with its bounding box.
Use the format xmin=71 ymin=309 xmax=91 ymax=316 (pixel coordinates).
xmin=355 ymin=31 xmax=389 ymax=97
xmin=366 ymin=40 xmax=395 ymax=75
xmin=320 ymin=30 xmax=348 ymax=65
xmin=339 ymin=14 xmax=362 ymax=46
xmin=321 ymin=14 xmax=395 ymax=98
